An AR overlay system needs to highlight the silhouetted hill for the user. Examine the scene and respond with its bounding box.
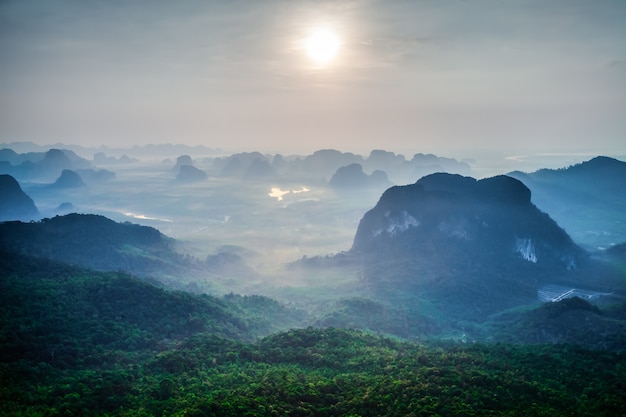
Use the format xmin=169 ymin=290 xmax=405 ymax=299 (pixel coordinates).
xmin=243 ymin=157 xmax=278 ymax=179
xmin=53 ymin=202 xmax=76 ymax=215
xmin=0 ymin=174 xmax=39 ymax=221
xmin=406 ymin=153 xmax=472 ymax=182
xmin=0 ymin=214 xmax=187 ymax=280
xmin=299 ymin=149 xmax=363 ymax=178
xmin=39 ymin=148 xmax=73 ymax=171
xmin=177 ymin=165 xmax=208 ymax=182
xmin=328 ymin=163 xmax=391 ymax=190
xmin=48 ymin=169 xmax=86 ymax=188
xmin=205 ymin=252 xmax=259 ymax=281
xmin=173 ymin=154 xmax=193 ymax=171
xmin=363 ymin=149 xmax=405 ymax=172
xmin=75 ymin=168 xmax=116 ymax=183
xmin=0 ymin=148 xmax=93 ymax=181
xmin=508 ymin=156 xmax=626 ymax=249
xmin=93 ymin=151 xmax=138 ymax=165
xmin=216 ymin=152 xmax=269 ymax=178
xmin=531 ymin=156 xmax=626 ymax=192
xmin=350 ymin=173 xmax=585 ymax=320
xmin=0 ymin=148 xmax=22 ymax=164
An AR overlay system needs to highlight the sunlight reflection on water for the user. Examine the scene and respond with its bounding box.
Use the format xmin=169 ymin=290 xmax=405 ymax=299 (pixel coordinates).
xmin=123 ymin=212 xmax=173 ymax=223
xmin=269 ymin=187 xmax=311 ymax=201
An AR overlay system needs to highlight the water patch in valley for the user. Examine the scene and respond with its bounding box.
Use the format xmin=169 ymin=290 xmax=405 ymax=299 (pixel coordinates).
xmin=269 ymin=186 xmax=311 ymax=201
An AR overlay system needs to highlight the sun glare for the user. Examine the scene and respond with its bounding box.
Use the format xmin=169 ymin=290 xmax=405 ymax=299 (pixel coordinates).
xmin=305 ymin=27 xmax=340 ymax=67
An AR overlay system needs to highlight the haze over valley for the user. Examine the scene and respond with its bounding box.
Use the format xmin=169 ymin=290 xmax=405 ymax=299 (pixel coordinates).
xmin=2 ymin=0 xmax=626 ymax=415
xmin=2 ymin=143 xmax=625 ymax=321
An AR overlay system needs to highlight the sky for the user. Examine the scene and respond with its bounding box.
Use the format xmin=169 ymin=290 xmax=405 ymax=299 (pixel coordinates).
xmin=1 ymin=0 xmax=625 ymax=159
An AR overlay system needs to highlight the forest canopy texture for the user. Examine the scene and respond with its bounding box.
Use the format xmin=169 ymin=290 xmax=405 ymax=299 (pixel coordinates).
xmin=1 ymin=251 xmax=625 ymax=416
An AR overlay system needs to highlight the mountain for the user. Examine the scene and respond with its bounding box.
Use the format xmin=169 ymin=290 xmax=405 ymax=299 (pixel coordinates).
xmin=173 ymin=154 xmax=194 ymax=170
xmin=490 ymin=297 xmax=626 ymax=350
xmin=508 ymin=156 xmax=626 ymax=250
xmin=328 ymin=163 xmax=391 ymax=190
xmin=216 ymin=152 xmax=269 ymax=177
xmin=177 ymin=165 xmax=208 ymax=182
xmin=2 ymin=257 xmax=623 ymax=417
xmin=75 ymin=168 xmax=116 ymax=183
xmin=0 ymin=213 xmax=190 ymax=283
xmin=94 ymin=151 xmax=138 ymax=165
xmin=298 ymin=149 xmax=364 ymax=179
xmin=48 ymin=169 xmax=86 ymax=188
xmin=350 ymin=173 xmax=586 ymax=321
xmin=0 ymin=174 xmax=39 ymax=221
xmin=514 ymin=156 xmax=626 ymax=192
xmin=0 ymin=148 xmax=93 ymax=182
xmin=205 ymin=251 xmax=259 ymax=281
xmin=243 ymin=156 xmax=277 ymax=179
xmin=406 ymin=153 xmax=472 ymax=182
xmin=0 ymin=250 xmax=306 ymax=367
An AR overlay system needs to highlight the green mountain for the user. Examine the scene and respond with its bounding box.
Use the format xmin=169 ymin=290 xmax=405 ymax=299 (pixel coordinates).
xmin=1 ymin=226 xmax=625 ymax=415
xmin=0 ymin=213 xmax=194 ymax=285
xmin=2 ymin=285 xmax=625 ymax=417
xmin=0 ymin=251 xmax=304 ymax=356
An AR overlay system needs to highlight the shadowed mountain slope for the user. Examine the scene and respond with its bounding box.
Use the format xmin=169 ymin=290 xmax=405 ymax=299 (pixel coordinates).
xmin=0 ymin=250 xmax=307 ymax=369
xmin=0 ymin=213 xmax=186 ymax=281
xmin=0 ymin=174 xmax=39 ymax=221
xmin=508 ymin=156 xmax=626 ymax=249
xmin=350 ymin=173 xmax=586 ymax=320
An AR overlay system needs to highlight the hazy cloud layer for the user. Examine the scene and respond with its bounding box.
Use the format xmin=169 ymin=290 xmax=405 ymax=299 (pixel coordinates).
xmin=1 ymin=0 xmax=625 ymax=157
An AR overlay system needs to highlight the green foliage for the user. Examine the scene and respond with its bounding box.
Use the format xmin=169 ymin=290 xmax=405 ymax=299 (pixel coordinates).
xmin=315 ymin=297 xmax=439 ymax=338
xmin=0 ymin=214 xmax=189 ymax=280
xmin=5 ymin=327 xmax=626 ymax=416
xmin=490 ymin=297 xmax=626 ymax=350
xmin=2 ymin=253 xmax=626 ymax=416
xmin=0 ymin=251 xmax=304 ymax=371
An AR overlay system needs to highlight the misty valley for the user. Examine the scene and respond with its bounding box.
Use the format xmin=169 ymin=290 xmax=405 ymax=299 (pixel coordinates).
xmin=1 ymin=143 xmax=626 ymax=416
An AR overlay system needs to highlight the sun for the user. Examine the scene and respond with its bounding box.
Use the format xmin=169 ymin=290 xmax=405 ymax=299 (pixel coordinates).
xmin=305 ymin=27 xmax=340 ymax=67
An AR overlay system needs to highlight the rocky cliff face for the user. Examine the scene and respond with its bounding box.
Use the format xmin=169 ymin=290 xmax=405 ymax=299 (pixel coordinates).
xmin=350 ymin=173 xmax=586 ymax=319
xmin=353 ymin=173 xmax=580 ymax=267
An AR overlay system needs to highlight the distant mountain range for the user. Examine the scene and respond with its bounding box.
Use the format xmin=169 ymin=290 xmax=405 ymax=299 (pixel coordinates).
xmin=0 ymin=141 xmax=222 ymax=160
xmin=2 ymin=151 xmax=625 ymax=348
xmin=204 ymin=149 xmax=471 ymax=185
xmin=0 ymin=148 xmax=92 ymax=182
xmin=508 ymin=156 xmax=626 ymax=250
xmin=2 ymin=143 xmax=472 ymax=188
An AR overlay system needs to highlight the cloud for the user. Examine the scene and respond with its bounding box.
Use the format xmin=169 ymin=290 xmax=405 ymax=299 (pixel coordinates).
xmin=0 ymin=0 xmax=625 ymax=155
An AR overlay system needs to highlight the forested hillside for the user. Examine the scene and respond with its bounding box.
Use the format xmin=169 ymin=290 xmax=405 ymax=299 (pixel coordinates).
xmin=0 ymin=214 xmax=201 ymax=286
xmin=2 ymin=252 xmax=626 ymax=416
